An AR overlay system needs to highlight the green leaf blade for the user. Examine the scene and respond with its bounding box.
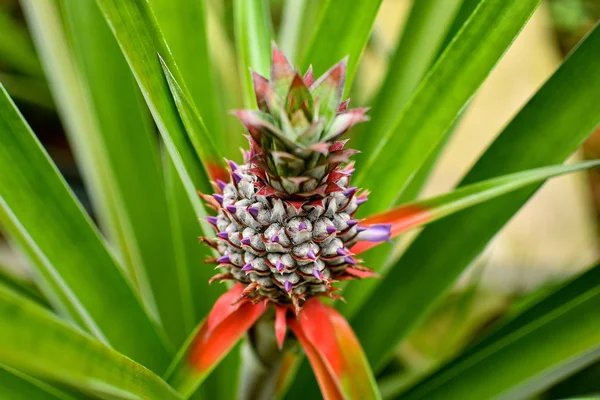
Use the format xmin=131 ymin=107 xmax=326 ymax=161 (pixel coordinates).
xmin=159 ymin=55 xmax=228 ymax=182
xmin=402 ymin=262 xmax=600 ymax=399
xmin=0 ymin=83 xmax=170 ymax=371
xmin=0 ymin=365 xmax=76 ymax=400
xmin=93 ymin=0 xmax=213 ymax=219
xmin=234 ymin=0 xmax=273 ymax=108
xmin=149 ymin=0 xmax=225 ymax=148
xmin=351 ymin=21 xmax=600 ymax=371
xmin=57 ymin=0 xmax=191 ymax=349
xmin=300 ymin=0 xmax=383 ymax=94
xmin=0 ymin=10 xmax=43 ymax=78
xmin=356 ymin=0 xmax=463 ymax=156
xmin=355 ymin=0 xmax=542 ymax=215
xmin=0 ymin=284 xmax=182 ymax=400
xmin=353 ymin=160 xmax=600 ymax=254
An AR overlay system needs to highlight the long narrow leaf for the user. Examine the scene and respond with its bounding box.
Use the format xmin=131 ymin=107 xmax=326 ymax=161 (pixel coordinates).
xmin=343 ymin=0 xmax=484 ymax=317
xmin=278 ymin=0 xmax=307 ymax=64
xmin=402 ymin=261 xmax=600 ymax=399
xmin=0 ymin=284 xmax=182 ymax=400
xmin=357 ymin=0 xmax=463 ymax=156
xmin=233 ymin=0 xmax=272 ymax=108
xmin=163 ymin=157 xmax=239 ymax=400
xmin=300 ymin=0 xmax=383 ymax=94
xmin=93 ymin=0 xmax=215 ymax=217
xmin=21 ymin=0 xmax=136 ymax=283
xmin=149 ymin=0 xmax=225 ymax=147
xmin=163 ymin=156 xmax=222 ymax=329
xmin=373 ymin=0 xmax=483 ymax=205
xmin=355 ymin=0 xmax=541 ymax=216
xmin=0 ymin=82 xmax=170 ymax=371
xmin=58 ymin=0 xmax=191 ymax=348
xmin=0 ymin=10 xmax=43 ymax=77
xmin=160 ymin=56 xmax=229 ymax=183
xmin=0 ymin=365 xmax=76 ymax=400
xmin=351 ymin=160 xmax=600 ymax=254
xmin=351 ymin=21 xmax=600 ymax=370
xmin=0 ymin=72 xmax=53 ymax=109
xmin=0 ymin=265 xmax=48 ymax=308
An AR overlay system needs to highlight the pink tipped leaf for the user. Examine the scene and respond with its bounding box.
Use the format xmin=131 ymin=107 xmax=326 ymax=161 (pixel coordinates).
xmin=310 ymin=57 xmax=347 ymax=126
xmin=252 ymin=71 xmax=271 ymax=113
xmin=324 ymin=108 xmax=370 ymax=141
xmin=338 ymin=99 xmax=350 ymax=113
xmin=250 ymin=70 xmax=291 ymax=131
xmin=166 ymin=284 xmax=267 ymax=397
xmin=233 ymin=109 xmax=300 ymax=150
xmin=303 ymin=65 xmax=315 ymax=87
xmin=286 ymin=72 xmax=314 ymax=120
xmin=271 ymin=43 xmax=296 ymax=98
xmin=290 ymin=298 xmax=380 ymax=400
xmin=352 ymin=160 xmax=600 ymax=254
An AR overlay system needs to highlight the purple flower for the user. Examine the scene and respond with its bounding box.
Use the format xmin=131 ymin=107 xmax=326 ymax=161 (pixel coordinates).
xmin=357 ymin=224 xmax=392 ymax=243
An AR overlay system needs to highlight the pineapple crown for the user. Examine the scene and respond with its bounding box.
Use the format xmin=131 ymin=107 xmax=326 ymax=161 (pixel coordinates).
xmin=233 ymin=44 xmax=369 ymax=198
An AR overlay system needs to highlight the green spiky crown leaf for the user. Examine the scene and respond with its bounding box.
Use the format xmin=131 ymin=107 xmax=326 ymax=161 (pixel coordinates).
xmin=234 ymin=44 xmax=369 ymax=198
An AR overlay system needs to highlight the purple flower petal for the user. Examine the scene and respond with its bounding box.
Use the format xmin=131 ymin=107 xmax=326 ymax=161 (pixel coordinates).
xmin=276 ymin=261 xmax=285 ymax=272
xmin=214 ymin=194 xmax=224 ymax=204
xmin=271 ymin=235 xmax=280 ymax=243
xmin=217 ymin=179 xmax=227 ymax=190
xmin=336 ymin=248 xmax=347 ymax=256
xmin=307 ymin=250 xmax=316 ymax=260
xmin=347 ymin=219 xmax=358 ymax=227
xmin=233 ymin=172 xmax=243 ymax=183
xmin=356 ymin=226 xmax=367 ymax=233
xmin=326 ymin=225 xmax=337 ymax=234
xmin=217 ymin=232 xmax=229 ymax=240
xmin=217 ymin=255 xmax=230 ymax=264
xmin=284 ymin=280 xmax=292 ymax=292
xmin=241 ymin=237 xmax=251 ymax=246
xmin=343 ymin=187 xmax=357 ymax=197
xmin=242 ymin=262 xmax=253 ymax=272
xmin=313 ymin=269 xmax=324 ymax=280
xmin=206 ymin=216 xmax=218 ymax=225
xmin=247 ymin=206 xmax=259 ymax=217
xmin=358 ymin=224 xmax=392 ymax=243
xmin=228 ymin=160 xmax=239 ymax=171
xmin=356 ymin=197 xmax=368 ymax=205
xmin=344 ymin=256 xmax=356 ymax=265
xmin=226 ymin=205 xmax=237 ymax=214
xmin=298 ymin=222 xmax=307 ymax=231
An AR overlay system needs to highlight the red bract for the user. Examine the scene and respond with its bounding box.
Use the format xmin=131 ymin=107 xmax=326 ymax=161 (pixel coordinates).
xmin=188 ymin=284 xmax=266 ymax=373
xmin=184 ymin=285 xmax=379 ymax=400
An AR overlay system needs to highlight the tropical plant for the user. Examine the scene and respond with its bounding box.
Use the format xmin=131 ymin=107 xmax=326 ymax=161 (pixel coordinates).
xmin=0 ymin=0 xmax=600 ymax=399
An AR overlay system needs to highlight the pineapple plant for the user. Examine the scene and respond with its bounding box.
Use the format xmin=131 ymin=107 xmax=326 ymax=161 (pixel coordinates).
xmin=0 ymin=0 xmax=600 ymax=399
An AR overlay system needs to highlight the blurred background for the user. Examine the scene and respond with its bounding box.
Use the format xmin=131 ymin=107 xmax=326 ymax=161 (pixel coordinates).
xmin=1 ymin=0 xmax=600 ymax=398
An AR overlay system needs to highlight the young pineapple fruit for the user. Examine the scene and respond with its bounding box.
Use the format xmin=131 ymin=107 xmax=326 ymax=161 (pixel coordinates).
xmin=203 ymin=45 xmax=390 ymax=311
